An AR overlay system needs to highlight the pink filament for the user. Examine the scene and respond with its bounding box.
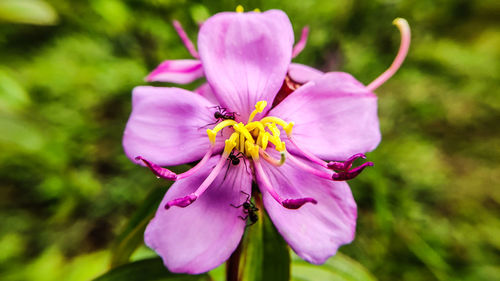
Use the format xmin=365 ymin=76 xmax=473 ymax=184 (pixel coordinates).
xmin=286 ymin=152 xmax=332 ymax=180
xmin=177 ymin=147 xmax=214 ymax=180
xmin=192 ymin=153 xmax=228 ymax=197
xmin=292 ymin=26 xmax=309 ymax=58
xmin=288 ymin=137 xmax=328 ymax=168
xmin=165 ymin=153 xmax=229 ymax=209
xmin=254 ymin=158 xmax=317 ymax=209
xmin=366 ymin=19 xmax=411 ymax=91
xmin=172 ymin=20 xmax=200 ymax=59
xmin=253 ymin=159 xmax=283 ymax=204
xmin=259 ymin=149 xmax=283 ymax=167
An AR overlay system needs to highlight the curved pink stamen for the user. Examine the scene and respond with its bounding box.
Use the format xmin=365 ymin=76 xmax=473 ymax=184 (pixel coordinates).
xmin=288 ymin=137 xmax=328 ymax=168
xmin=286 ymin=152 xmax=332 ymax=180
xmin=172 ymin=20 xmax=200 ymax=59
xmin=165 ymin=153 xmax=229 ymax=209
xmin=327 ymin=153 xmax=366 ymax=170
xmin=292 ymin=26 xmax=309 ymax=58
xmin=366 ymin=18 xmax=411 ymax=91
xmin=135 ymin=156 xmax=177 ymax=180
xmin=177 ymin=147 xmax=214 ymax=180
xmin=136 ymin=147 xmax=214 ymax=181
xmin=165 ymin=194 xmax=197 ymax=209
xmin=254 ymin=159 xmax=317 ymax=210
xmin=331 ymin=162 xmax=373 ymax=181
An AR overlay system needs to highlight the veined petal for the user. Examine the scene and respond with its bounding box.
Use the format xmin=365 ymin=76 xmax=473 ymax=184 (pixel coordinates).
xmin=145 ymin=156 xmax=252 ymax=274
xmin=123 ymin=86 xmax=223 ymax=166
xmin=269 ymin=72 xmax=381 ymax=160
xmin=288 ymin=63 xmax=323 ymax=84
xmin=198 ymin=10 xmax=294 ymax=120
xmin=146 ymin=59 xmax=204 ymax=84
xmin=258 ymin=153 xmax=357 ymax=264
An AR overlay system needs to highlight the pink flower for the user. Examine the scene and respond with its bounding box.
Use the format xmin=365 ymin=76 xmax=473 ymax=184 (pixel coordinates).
xmin=145 ymin=15 xmax=312 ymax=88
xmin=123 ymin=9 xmax=409 ymax=274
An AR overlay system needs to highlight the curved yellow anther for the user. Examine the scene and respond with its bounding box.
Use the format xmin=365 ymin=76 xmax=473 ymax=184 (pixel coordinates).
xmin=267 ymin=123 xmax=281 ymax=138
xmin=284 ymin=122 xmax=294 ymax=137
xmin=246 ymin=141 xmax=259 ymax=160
xmin=224 ymin=132 xmax=239 ymax=154
xmin=239 ymin=131 xmax=245 ymax=154
xmin=267 ymin=134 xmax=284 ymax=152
xmin=253 ymin=8 xmax=261 ymax=12
xmin=207 ymin=129 xmax=217 ymax=146
xmin=233 ymin=123 xmax=254 ymax=144
xmin=260 ymin=116 xmax=293 ymax=136
xmin=236 ymin=5 xmax=244 ymax=13
xmin=248 ymin=100 xmax=268 ymax=123
xmin=207 ymin=119 xmax=237 ymax=145
xmin=261 ymin=132 xmax=269 ymax=150
xmin=245 ymin=121 xmax=265 ymax=132
xmin=212 ymin=119 xmax=237 ymax=134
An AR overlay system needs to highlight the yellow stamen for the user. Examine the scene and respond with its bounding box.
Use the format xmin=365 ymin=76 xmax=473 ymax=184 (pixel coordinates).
xmin=247 ymin=142 xmax=260 ymax=160
xmin=268 ymin=134 xmax=285 ymax=152
xmin=260 ymin=117 xmax=294 ymax=137
xmin=247 ymin=101 xmax=267 ymax=123
xmin=205 ymin=101 xmax=294 ymax=162
xmin=224 ymin=132 xmax=239 ymax=154
xmin=253 ymin=8 xmax=261 ymax=12
xmin=245 ymin=121 xmax=265 ymax=132
xmin=233 ymin=123 xmax=254 ymax=144
xmin=261 ymin=132 xmax=269 ymax=150
xmin=236 ymin=5 xmax=244 ymax=13
xmin=207 ymin=129 xmax=217 ymax=146
xmin=239 ymin=131 xmax=245 ymax=154
xmin=207 ymin=119 xmax=237 ymax=144
xmin=266 ymin=123 xmax=281 ymax=138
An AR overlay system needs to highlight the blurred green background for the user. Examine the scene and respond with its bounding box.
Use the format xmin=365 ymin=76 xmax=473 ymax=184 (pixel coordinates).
xmin=0 ymin=0 xmax=499 ymax=280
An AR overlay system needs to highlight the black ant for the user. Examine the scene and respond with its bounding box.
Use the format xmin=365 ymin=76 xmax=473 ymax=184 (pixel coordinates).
xmin=199 ymin=106 xmax=238 ymax=130
xmin=223 ymin=151 xmax=248 ymax=180
xmin=213 ymin=105 xmax=236 ymax=122
xmin=231 ymin=191 xmax=259 ymax=226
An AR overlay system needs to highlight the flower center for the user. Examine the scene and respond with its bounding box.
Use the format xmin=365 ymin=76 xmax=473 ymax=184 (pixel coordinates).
xmin=206 ymin=101 xmax=294 ymax=164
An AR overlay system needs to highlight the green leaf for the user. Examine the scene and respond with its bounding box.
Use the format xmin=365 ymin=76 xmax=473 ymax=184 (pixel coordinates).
xmin=0 ymin=69 xmax=30 ymax=112
xmin=291 ymin=253 xmax=377 ymax=281
xmin=238 ymin=205 xmax=290 ymax=281
xmin=93 ymin=258 xmax=211 ymax=281
xmin=0 ymin=0 xmax=58 ymax=25
xmin=110 ymin=186 xmax=168 ymax=267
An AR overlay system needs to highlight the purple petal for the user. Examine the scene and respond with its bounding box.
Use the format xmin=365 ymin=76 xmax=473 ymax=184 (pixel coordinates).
xmin=287 ymin=63 xmax=323 ymax=84
xmin=123 ymin=86 xmax=223 ymax=166
xmin=146 ymin=59 xmax=204 ymax=84
xmin=198 ymin=10 xmax=294 ymax=119
xmin=269 ymin=72 xmax=381 ymax=160
xmin=145 ymin=155 xmax=252 ymax=274
xmin=194 ymin=83 xmax=218 ymax=105
xmin=258 ymin=153 xmax=357 ymax=264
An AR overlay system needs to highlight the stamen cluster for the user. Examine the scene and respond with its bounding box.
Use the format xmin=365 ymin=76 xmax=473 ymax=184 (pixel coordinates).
xmin=207 ymin=101 xmax=292 ymax=165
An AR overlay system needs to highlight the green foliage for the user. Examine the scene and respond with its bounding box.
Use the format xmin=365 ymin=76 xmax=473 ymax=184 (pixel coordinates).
xmin=110 ymin=185 xmax=170 ymax=267
xmin=238 ymin=205 xmax=290 ymax=281
xmin=93 ymin=258 xmax=211 ymax=281
xmin=0 ymin=0 xmax=58 ymax=25
xmin=291 ymin=253 xmax=377 ymax=281
xmin=0 ymin=0 xmax=499 ymax=281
